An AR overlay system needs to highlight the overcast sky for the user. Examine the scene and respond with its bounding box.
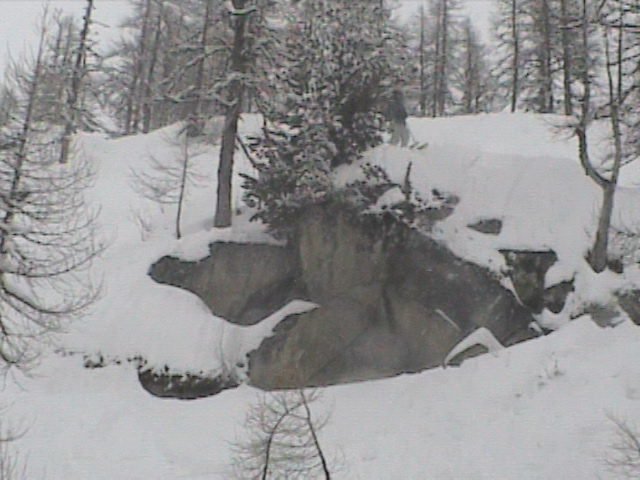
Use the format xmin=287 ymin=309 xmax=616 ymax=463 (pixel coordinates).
xmin=0 ymin=0 xmax=495 ymax=78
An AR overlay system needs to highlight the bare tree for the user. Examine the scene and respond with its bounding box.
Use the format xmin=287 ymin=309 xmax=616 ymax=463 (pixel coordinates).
xmin=559 ymin=0 xmax=575 ymax=115
xmin=570 ymin=0 xmax=633 ymax=272
xmin=214 ymin=0 xmax=254 ymax=228
xmin=141 ymin=0 xmax=164 ymax=134
xmin=0 ymin=12 xmax=100 ymax=371
xmin=459 ymin=19 xmax=490 ymax=113
xmin=605 ymin=415 xmax=640 ymax=478
xmin=419 ymin=4 xmax=428 ymax=117
xmin=492 ymin=0 xmax=526 ymax=112
xmin=130 ymin=127 xmax=208 ymax=238
xmin=0 ymin=420 xmax=26 ymax=480
xmin=232 ymin=390 xmax=332 ymax=480
xmin=59 ymin=0 xmax=94 ymax=163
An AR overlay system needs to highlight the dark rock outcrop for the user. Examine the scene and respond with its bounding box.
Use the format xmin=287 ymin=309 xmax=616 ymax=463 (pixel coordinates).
xmin=148 ymin=209 xmax=544 ymax=394
xmin=248 ymin=211 xmax=536 ymax=389
xmin=138 ymin=368 xmax=239 ymax=400
xmin=500 ymin=249 xmax=574 ymax=315
xmin=151 ymin=242 xmax=305 ymax=325
xmin=616 ymin=290 xmax=640 ymax=325
xmin=468 ymin=218 xmax=503 ymax=235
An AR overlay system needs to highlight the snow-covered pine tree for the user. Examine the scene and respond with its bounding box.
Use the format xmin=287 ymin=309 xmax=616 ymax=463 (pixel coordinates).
xmin=243 ymin=0 xmax=393 ymax=234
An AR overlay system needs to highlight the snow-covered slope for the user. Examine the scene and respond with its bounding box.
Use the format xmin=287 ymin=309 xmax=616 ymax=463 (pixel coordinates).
xmin=6 ymin=318 xmax=640 ymax=479
xmin=3 ymin=113 xmax=640 ymax=479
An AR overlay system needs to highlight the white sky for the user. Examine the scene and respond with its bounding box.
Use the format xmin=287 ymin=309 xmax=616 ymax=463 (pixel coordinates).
xmin=0 ymin=0 xmax=496 ymax=78
xmin=0 ymin=0 xmax=130 ymax=77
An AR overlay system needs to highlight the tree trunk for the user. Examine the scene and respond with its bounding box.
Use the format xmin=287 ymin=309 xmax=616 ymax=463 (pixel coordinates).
xmin=59 ymin=0 xmax=93 ymax=163
xmin=560 ymin=0 xmax=573 ymax=115
xmin=590 ymin=183 xmax=615 ymax=272
xmin=193 ymin=0 xmax=214 ymax=120
xmin=214 ymin=0 xmax=251 ymax=228
xmin=588 ymin=4 xmax=624 ymax=273
xmin=463 ymin=22 xmax=474 ymax=113
xmin=511 ymin=0 xmax=519 ymax=112
xmin=142 ymin=0 xmax=163 ymax=133
xmin=538 ymin=0 xmax=554 ymax=113
xmin=419 ymin=5 xmax=427 ymax=117
xmin=438 ymin=0 xmax=449 ymax=116
xmin=431 ymin=0 xmax=441 ymax=117
xmin=130 ymin=0 xmax=152 ymax=134
xmin=176 ymin=134 xmax=189 ymax=239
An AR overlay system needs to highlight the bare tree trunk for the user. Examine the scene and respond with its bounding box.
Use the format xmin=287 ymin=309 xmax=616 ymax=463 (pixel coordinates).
xmin=560 ymin=0 xmax=573 ymax=115
xmin=175 ymin=134 xmax=189 ymax=239
xmin=142 ymin=0 xmax=163 ymax=134
xmin=590 ymin=6 xmax=625 ymax=272
xmin=431 ymin=0 xmax=442 ymax=117
xmin=59 ymin=0 xmax=93 ymax=163
xmin=129 ymin=0 xmax=152 ymax=134
xmin=438 ymin=0 xmax=449 ymax=116
xmin=214 ymin=0 xmax=252 ymax=228
xmin=300 ymin=392 xmax=331 ymax=480
xmin=419 ymin=4 xmax=427 ymax=117
xmin=463 ymin=21 xmax=474 ymax=113
xmin=511 ymin=0 xmax=519 ymax=112
xmin=538 ymin=0 xmax=554 ymax=113
xmin=193 ymin=0 xmax=214 ymax=120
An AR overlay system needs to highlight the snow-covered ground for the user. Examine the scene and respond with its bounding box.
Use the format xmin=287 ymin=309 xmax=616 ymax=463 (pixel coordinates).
xmin=3 ymin=113 xmax=640 ymax=479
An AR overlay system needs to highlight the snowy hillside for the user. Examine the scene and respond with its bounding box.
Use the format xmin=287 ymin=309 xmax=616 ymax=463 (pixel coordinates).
xmin=4 ymin=113 xmax=640 ymax=479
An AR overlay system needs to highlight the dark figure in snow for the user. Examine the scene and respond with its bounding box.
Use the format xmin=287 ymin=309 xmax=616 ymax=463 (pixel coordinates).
xmin=387 ymin=88 xmax=410 ymax=147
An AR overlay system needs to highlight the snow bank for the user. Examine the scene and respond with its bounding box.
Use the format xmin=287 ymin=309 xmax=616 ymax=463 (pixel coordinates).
xmin=5 ymin=316 xmax=640 ymax=479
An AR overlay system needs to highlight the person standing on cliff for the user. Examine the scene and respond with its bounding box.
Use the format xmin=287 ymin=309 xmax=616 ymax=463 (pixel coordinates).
xmin=387 ymin=88 xmax=410 ymax=147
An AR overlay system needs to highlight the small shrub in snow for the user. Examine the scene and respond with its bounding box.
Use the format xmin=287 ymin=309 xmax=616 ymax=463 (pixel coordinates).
xmin=605 ymin=415 xmax=640 ymax=479
xmin=130 ymin=128 xmax=209 ymax=238
xmin=0 ymin=422 xmax=26 ymax=480
xmin=231 ymin=390 xmax=333 ymax=480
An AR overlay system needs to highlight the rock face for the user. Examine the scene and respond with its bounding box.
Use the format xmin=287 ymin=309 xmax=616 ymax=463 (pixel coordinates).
xmin=138 ymin=369 xmax=239 ymax=400
xmin=250 ymin=211 xmax=536 ymax=388
xmin=500 ymin=249 xmax=574 ymax=314
xmin=616 ymin=290 xmax=640 ymax=325
xmin=151 ymin=208 xmax=541 ymax=392
xmin=151 ymin=242 xmax=305 ymax=325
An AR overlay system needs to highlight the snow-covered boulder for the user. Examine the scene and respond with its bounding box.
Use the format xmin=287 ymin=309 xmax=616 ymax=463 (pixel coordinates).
xmin=150 ymin=206 xmax=538 ymax=392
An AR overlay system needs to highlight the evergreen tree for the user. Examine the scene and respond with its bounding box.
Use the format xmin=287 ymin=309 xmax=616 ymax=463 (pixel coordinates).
xmin=243 ymin=0 xmax=393 ymax=235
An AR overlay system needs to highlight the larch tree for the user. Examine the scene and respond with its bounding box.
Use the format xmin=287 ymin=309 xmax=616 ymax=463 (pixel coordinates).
xmin=0 ymin=13 xmax=100 ymax=371
xmin=569 ymin=0 xmax=640 ymax=272
xmin=59 ymin=0 xmax=94 ymax=163
xmin=458 ymin=18 xmax=491 ymax=113
xmin=492 ymin=0 xmax=527 ymax=112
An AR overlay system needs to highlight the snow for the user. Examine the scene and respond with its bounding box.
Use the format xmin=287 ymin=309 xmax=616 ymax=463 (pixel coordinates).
xmin=3 ymin=112 xmax=640 ymax=478
xmin=444 ymin=327 xmax=504 ymax=366
xmin=5 ymin=317 xmax=640 ymax=479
